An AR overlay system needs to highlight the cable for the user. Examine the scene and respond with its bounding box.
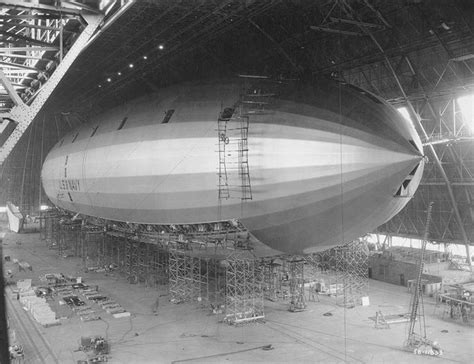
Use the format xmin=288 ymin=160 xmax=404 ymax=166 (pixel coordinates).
xmin=335 ymin=5 xmax=348 ymax=360
xmin=19 ymin=123 xmax=34 ymax=210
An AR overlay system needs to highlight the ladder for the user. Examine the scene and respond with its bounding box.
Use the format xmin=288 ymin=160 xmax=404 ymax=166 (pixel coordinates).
xmin=217 ymin=105 xmax=252 ymax=201
xmin=217 ymin=80 xmax=279 ymax=201
xmin=406 ymin=202 xmax=434 ymax=347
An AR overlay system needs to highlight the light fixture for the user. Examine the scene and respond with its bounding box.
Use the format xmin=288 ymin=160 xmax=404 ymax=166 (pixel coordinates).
xmin=158 ymin=44 xmax=164 ymax=50
xmin=117 ymin=71 xmax=122 ymax=76
xmin=143 ymin=55 xmax=148 ymax=60
xmin=107 ymin=78 xmax=111 ymax=82
xmin=129 ymin=63 xmax=134 ymax=68
xmin=98 ymin=84 xmax=102 ymax=88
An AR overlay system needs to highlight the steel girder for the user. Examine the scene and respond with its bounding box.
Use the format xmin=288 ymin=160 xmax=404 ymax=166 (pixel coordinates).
xmin=0 ymin=10 xmax=103 ymax=165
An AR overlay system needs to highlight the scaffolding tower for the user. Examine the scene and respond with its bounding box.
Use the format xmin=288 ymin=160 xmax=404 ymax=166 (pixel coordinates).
xmin=262 ymin=262 xmax=281 ymax=301
xmin=304 ymin=251 xmax=342 ymax=298
xmin=224 ymin=251 xmax=264 ymax=325
xmin=39 ymin=210 xmax=60 ymax=247
xmin=334 ymin=241 xmax=369 ymax=307
xmin=58 ymin=220 xmax=81 ymax=257
xmin=168 ymin=250 xmax=210 ymax=304
xmin=304 ymin=241 xmax=369 ymax=307
xmin=288 ymin=258 xmax=306 ymax=312
xmin=79 ymin=225 xmax=103 ymax=269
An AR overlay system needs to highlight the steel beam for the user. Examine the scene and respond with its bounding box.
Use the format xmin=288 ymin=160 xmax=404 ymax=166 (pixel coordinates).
xmin=0 ymin=0 xmax=83 ymax=15
xmin=328 ymin=17 xmax=385 ymax=29
xmin=310 ymin=25 xmax=363 ymax=36
xmin=0 ymin=53 xmax=51 ymax=60
xmin=0 ymin=28 xmax=55 ymax=47
xmin=0 ymin=46 xmax=58 ymax=52
xmin=340 ymin=0 xmax=472 ymax=267
xmin=0 ymin=60 xmax=38 ymax=71
xmin=423 ymin=136 xmax=474 ymax=146
xmin=0 ymin=69 xmax=23 ymax=106
xmin=0 ymin=21 xmax=64 ymax=32
xmin=249 ymin=18 xmax=300 ymax=72
xmin=0 ymin=13 xmax=104 ymax=165
xmin=62 ymin=1 xmax=102 ymax=14
xmin=0 ymin=14 xmax=70 ymax=20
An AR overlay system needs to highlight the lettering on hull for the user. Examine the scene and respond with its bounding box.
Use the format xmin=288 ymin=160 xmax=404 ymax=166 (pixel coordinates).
xmin=59 ymin=179 xmax=81 ymax=191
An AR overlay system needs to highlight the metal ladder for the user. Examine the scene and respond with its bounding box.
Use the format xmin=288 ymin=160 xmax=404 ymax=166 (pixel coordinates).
xmin=217 ymin=104 xmax=253 ymax=201
xmin=406 ymin=202 xmax=434 ymax=347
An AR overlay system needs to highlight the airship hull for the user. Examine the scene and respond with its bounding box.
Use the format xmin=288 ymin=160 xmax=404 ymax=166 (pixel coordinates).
xmin=41 ymin=80 xmax=423 ymax=254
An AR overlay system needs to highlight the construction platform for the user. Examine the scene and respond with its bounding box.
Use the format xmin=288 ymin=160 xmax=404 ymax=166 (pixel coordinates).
xmin=1 ymin=223 xmax=473 ymax=363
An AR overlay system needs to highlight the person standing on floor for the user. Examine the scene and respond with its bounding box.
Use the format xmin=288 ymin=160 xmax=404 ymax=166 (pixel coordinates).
xmin=153 ymin=296 xmax=159 ymax=315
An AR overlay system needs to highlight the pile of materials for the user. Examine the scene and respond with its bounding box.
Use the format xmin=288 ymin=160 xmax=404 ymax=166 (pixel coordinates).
xmin=17 ymin=280 xmax=60 ymax=327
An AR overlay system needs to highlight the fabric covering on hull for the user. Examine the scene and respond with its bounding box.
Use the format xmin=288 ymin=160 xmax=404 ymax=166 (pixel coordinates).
xmin=41 ymin=79 xmax=424 ymax=254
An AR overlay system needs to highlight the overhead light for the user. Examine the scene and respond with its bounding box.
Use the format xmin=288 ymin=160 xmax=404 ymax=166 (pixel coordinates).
xmin=143 ymin=55 xmax=148 ymax=60
xmin=457 ymin=94 xmax=474 ymax=131
xmin=107 ymin=78 xmax=111 ymax=82
xmin=98 ymin=84 xmax=102 ymax=88
xmin=440 ymin=22 xmax=450 ymax=31
xmin=158 ymin=44 xmax=164 ymax=50
xmin=129 ymin=63 xmax=134 ymax=68
xmin=117 ymin=71 xmax=122 ymax=76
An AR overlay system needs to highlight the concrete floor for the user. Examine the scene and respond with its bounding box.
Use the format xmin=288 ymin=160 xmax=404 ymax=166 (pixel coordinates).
xmin=1 ymin=225 xmax=473 ymax=364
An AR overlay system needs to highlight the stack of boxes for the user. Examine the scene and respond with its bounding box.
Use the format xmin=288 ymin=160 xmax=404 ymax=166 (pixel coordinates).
xmin=17 ymin=280 xmax=60 ymax=327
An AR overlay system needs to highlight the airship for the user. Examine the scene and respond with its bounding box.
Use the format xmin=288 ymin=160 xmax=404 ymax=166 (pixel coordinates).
xmin=41 ymin=78 xmax=424 ymax=254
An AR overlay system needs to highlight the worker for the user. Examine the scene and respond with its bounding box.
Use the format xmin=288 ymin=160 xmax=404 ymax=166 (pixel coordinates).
xmin=153 ymin=296 xmax=159 ymax=315
xmin=309 ymin=283 xmax=316 ymax=301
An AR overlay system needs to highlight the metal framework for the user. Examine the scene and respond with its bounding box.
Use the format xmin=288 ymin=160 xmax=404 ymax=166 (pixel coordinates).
xmin=168 ymin=250 xmax=209 ymax=304
xmin=217 ymin=104 xmax=252 ymax=200
xmin=262 ymin=261 xmax=282 ymax=301
xmin=0 ymin=4 xmax=104 ymax=164
xmin=378 ymin=94 xmax=473 ymax=253
xmin=39 ymin=208 xmax=60 ymax=245
xmin=312 ymin=0 xmax=473 ymax=264
xmin=224 ymin=251 xmax=264 ymax=325
xmin=288 ymin=257 xmax=306 ymax=311
xmin=406 ymin=202 xmax=434 ymax=350
xmin=57 ymin=219 xmax=81 ymax=257
xmin=305 ymin=240 xmax=369 ymax=307
xmin=333 ymin=241 xmax=370 ymax=308
xmin=79 ymin=224 xmax=103 ymax=269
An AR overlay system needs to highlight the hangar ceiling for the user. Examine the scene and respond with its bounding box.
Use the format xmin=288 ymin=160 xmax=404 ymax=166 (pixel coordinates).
xmin=0 ymin=0 xmax=473 ymax=249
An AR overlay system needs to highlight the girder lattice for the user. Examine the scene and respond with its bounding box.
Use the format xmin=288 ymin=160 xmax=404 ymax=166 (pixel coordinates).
xmin=0 ymin=11 xmax=104 ymax=164
xmin=306 ymin=241 xmax=369 ymax=307
xmin=168 ymin=250 xmax=209 ymax=304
